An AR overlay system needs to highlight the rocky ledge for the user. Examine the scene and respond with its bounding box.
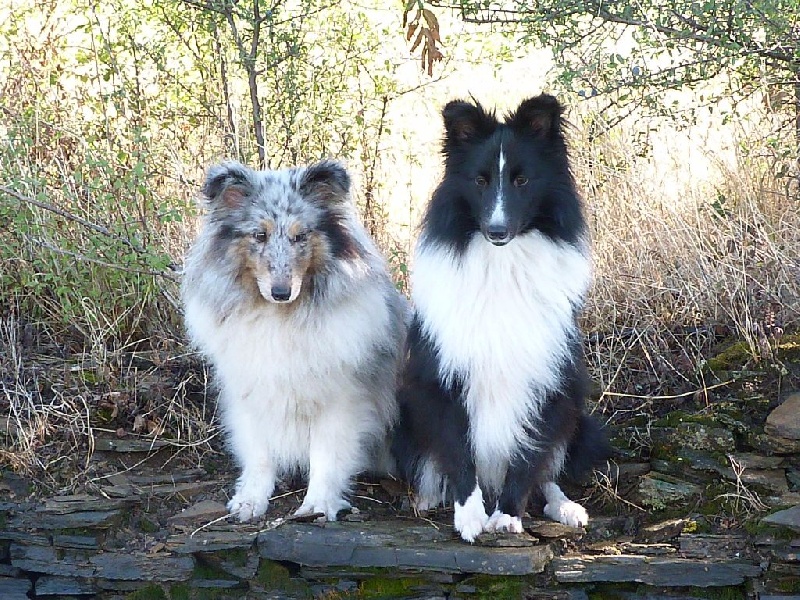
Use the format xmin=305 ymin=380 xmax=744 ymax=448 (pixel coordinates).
xmin=2 ymin=386 xmax=800 ymax=598
xmin=1 ymin=487 xmax=799 ymax=599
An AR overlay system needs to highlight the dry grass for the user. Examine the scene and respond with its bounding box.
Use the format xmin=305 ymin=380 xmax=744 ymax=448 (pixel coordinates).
xmin=568 ymin=107 xmax=800 ymax=415
xmin=0 ymin=313 xmax=95 ymax=491
xmin=0 ymin=305 xmax=221 ymax=490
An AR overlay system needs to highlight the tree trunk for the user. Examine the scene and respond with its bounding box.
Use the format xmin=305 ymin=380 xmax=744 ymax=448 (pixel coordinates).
xmin=247 ymin=65 xmax=266 ymax=169
xmin=795 ymin=78 xmax=800 ymax=151
xmin=213 ymin=19 xmax=240 ymax=162
xmin=247 ymin=0 xmax=265 ymax=169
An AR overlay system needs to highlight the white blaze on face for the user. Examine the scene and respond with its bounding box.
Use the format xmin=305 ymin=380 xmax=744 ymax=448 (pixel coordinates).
xmin=488 ymin=144 xmax=506 ymax=227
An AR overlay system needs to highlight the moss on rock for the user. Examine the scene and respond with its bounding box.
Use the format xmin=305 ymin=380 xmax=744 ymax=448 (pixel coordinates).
xmin=255 ymin=559 xmax=311 ymax=597
xmin=126 ymin=585 xmax=167 ymax=600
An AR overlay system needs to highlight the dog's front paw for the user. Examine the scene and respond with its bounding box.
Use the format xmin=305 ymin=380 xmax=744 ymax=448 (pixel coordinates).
xmin=228 ymin=475 xmax=273 ymax=522
xmin=544 ymin=500 xmax=588 ymax=528
xmin=454 ymin=487 xmax=488 ymax=543
xmin=485 ymin=510 xmax=524 ymax=533
xmin=228 ymin=493 xmax=269 ymax=522
xmin=294 ymin=495 xmax=351 ymax=521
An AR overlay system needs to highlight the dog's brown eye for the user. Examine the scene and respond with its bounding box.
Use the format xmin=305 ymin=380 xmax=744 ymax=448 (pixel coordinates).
xmin=475 ymin=176 xmax=488 ymax=187
xmin=292 ymin=231 xmax=308 ymax=244
xmin=514 ymin=176 xmax=529 ymax=187
xmin=253 ymin=231 xmax=267 ymax=243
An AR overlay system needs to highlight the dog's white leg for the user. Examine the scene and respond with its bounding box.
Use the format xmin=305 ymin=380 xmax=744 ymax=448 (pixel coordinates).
xmin=454 ymin=483 xmax=489 ymax=542
xmin=542 ymin=481 xmax=588 ymax=528
xmin=295 ymin=408 xmax=361 ymax=521
xmin=224 ymin=405 xmax=276 ymax=522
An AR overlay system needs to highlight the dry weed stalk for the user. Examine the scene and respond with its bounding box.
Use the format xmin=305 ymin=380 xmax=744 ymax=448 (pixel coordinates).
xmin=586 ymin=462 xmax=647 ymax=513
xmin=714 ymin=454 xmax=768 ymax=516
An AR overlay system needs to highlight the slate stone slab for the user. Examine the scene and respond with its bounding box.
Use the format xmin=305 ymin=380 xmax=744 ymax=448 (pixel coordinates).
xmin=674 ymin=423 xmax=736 ymax=453
xmin=205 ymin=548 xmax=260 ymax=580
xmin=11 ymin=543 xmax=194 ymax=581
xmin=526 ymin=521 xmax=584 ymax=539
xmin=94 ymin=436 xmax=168 ymax=452
xmin=750 ymin=432 xmax=800 ymax=455
xmin=735 ymin=468 xmax=789 ymax=494
xmin=168 ymin=499 xmax=228 ymax=526
xmin=638 ymin=474 xmax=701 ymax=509
xmin=126 ymin=468 xmax=208 ymax=484
xmin=140 ymin=480 xmax=221 ymax=498
xmin=258 ymin=521 xmax=554 ymax=575
xmin=678 ymin=534 xmax=751 ymax=560
xmin=43 ymin=494 xmax=131 ymax=513
xmin=3 ymin=495 xmax=130 ymax=534
xmin=730 ymin=453 xmax=785 ymax=470
xmin=10 ymin=508 xmax=121 ymax=530
xmin=768 ymin=545 xmax=800 ymax=562
xmin=0 ymin=577 xmax=31 ymax=600
xmin=788 ymin=469 xmax=800 ymax=490
xmin=766 ymin=393 xmax=800 ymax=440
xmin=35 ymin=575 xmax=97 ymax=596
xmin=0 ymin=530 xmax=50 ymax=545
xmin=299 ymin=567 xmax=458 ymax=584
xmin=192 ymin=578 xmax=247 ymax=589
xmin=51 ymin=533 xmax=102 ymax=550
xmin=168 ymin=529 xmax=259 ymax=553
xmin=95 ymin=579 xmax=153 ymax=592
xmin=0 ymin=564 xmax=22 ymax=578
xmin=618 ymin=542 xmax=676 ymax=556
xmin=552 ymin=554 xmax=762 ymax=586
xmin=762 ymin=505 xmax=800 ymax=533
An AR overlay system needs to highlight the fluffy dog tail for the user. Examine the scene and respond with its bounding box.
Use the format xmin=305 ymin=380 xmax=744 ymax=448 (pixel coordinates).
xmin=563 ymin=414 xmax=612 ymax=482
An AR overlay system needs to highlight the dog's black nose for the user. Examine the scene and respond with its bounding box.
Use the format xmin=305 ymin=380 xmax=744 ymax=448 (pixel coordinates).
xmin=271 ymin=285 xmax=292 ymax=302
xmin=486 ymin=224 xmax=511 ymax=245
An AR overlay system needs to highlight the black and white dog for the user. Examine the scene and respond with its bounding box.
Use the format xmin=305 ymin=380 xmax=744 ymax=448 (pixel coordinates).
xmin=392 ymin=95 xmax=609 ymax=542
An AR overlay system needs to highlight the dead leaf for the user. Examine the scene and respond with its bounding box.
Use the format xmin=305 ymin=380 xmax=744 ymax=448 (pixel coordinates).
xmin=133 ymin=414 xmax=147 ymax=433
xmin=410 ymin=29 xmax=424 ymax=53
xmin=422 ymin=9 xmax=439 ymax=32
xmin=404 ymin=6 xmax=445 ymax=76
xmin=406 ymin=21 xmax=419 ymax=42
xmin=146 ymin=419 xmax=164 ymax=436
xmin=149 ymin=542 xmax=166 ymax=554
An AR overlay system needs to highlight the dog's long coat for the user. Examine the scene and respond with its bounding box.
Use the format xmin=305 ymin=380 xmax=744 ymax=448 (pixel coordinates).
xmin=392 ymin=95 xmax=609 ymax=542
xmin=182 ymin=160 xmax=406 ymax=522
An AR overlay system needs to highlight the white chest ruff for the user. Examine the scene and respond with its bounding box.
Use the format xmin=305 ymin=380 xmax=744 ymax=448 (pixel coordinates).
xmin=412 ymin=233 xmax=591 ymax=490
xmin=185 ymin=285 xmax=389 ymax=420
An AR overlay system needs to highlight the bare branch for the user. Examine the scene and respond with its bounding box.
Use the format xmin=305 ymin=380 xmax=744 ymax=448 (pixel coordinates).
xmin=28 ymin=238 xmax=179 ymax=283
xmin=0 ymin=185 xmax=145 ymax=254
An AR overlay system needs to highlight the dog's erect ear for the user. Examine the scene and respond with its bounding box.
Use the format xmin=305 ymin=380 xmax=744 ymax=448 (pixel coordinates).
xmin=508 ymin=94 xmax=564 ymax=139
xmin=442 ymin=100 xmax=497 ymax=143
xmin=298 ymin=160 xmax=351 ymax=204
xmin=203 ymin=162 xmax=253 ymax=209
